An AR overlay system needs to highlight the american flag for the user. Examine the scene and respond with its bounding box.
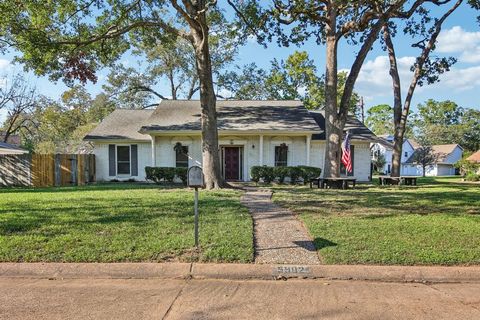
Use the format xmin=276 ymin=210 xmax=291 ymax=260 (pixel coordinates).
xmin=341 ymin=131 xmax=353 ymax=173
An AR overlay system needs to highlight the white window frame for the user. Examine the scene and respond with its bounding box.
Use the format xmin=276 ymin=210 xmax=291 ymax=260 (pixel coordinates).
xmin=116 ymin=144 xmax=131 ymax=176
xmin=175 ymin=145 xmax=189 ymax=168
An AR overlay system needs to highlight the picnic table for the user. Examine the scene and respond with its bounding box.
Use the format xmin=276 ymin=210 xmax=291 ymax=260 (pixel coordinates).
xmin=310 ymin=177 xmax=356 ymax=190
xmin=378 ymin=175 xmax=418 ymax=186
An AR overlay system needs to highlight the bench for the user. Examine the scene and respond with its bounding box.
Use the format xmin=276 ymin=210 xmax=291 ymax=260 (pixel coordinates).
xmin=310 ymin=177 xmax=356 ymax=190
xmin=378 ymin=176 xmax=418 ymax=186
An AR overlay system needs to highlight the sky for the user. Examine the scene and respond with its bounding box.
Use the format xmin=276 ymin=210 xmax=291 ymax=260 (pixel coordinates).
xmin=1 ymin=2 xmax=479 ymax=124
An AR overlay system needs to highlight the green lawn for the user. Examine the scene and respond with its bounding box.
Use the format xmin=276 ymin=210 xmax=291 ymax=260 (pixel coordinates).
xmin=272 ymin=177 xmax=480 ymax=265
xmin=0 ymin=184 xmax=253 ymax=263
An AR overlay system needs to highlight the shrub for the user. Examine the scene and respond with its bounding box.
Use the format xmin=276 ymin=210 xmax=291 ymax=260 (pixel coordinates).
xmin=298 ymin=166 xmax=322 ymax=184
xmin=274 ymin=166 xmax=290 ymax=184
xmin=145 ymin=166 xmax=185 ymax=184
xmin=250 ymin=166 xmax=275 ymax=184
xmin=465 ymin=173 xmax=480 ymax=182
xmin=175 ymin=167 xmax=188 ymax=185
xmin=288 ymin=167 xmax=303 ymax=184
xmin=250 ymin=166 xmax=262 ymax=183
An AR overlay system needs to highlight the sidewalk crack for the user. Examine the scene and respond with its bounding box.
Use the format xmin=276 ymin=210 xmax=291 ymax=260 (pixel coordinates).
xmin=162 ymin=279 xmax=189 ymax=320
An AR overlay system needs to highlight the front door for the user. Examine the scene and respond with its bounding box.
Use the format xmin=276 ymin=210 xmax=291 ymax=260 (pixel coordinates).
xmin=224 ymin=147 xmax=240 ymax=181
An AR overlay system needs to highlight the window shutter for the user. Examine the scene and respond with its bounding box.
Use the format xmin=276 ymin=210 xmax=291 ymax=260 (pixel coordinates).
xmin=131 ymin=144 xmax=138 ymax=176
xmin=108 ymin=144 xmax=116 ymax=176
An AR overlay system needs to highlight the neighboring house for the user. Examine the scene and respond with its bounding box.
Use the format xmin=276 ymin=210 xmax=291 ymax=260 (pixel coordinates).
xmin=0 ymin=142 xmax=29 ymax=155
xmin=371 ymin=134 xmax=394 ymax=174
xmin=371 ymin=138 xmax=463 ymax=176
xmin=466 ymin=150 xmax=480 ymax=174
xmin=0 ymin=132 xmax=21 ymax=146
xmin=402 ymin=143 xmax=463 ymax=176
xmin=84 ymin=100 xmax=377 ymax=182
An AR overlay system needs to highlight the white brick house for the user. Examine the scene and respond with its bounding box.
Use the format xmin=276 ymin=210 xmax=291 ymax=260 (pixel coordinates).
xmin=85 ymin=100 xmax=377 ymax=182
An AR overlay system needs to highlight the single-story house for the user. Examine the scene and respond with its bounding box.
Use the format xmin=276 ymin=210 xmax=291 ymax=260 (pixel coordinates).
xmin=371 ymin=138 xmax=463 ymax=176
xmin=84 ymin=100 xmax=377 ymax=182
xmin=402 ymin=142 xmax=463 ymax=176
xmin=370 ymin=134 xmax=394 ymax=174
xmin=0 ymin=142 xmax=29 ymax=155
xmin=466 ymin=150 xmax=480 ymax=174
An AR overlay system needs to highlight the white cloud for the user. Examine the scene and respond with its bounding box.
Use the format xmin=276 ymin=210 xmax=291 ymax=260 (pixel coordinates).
xmin=436 ymin=65 xmax=480 ymax=91
xmin=353 ymin=54 xmax=480 ymax=101
xmin=436 ymin=26 xmax=480 ymax=63
xmin=353 ymin=55 xmax=415 ymax=100
xmin=0 ymin=59 xmax=10 ymax=71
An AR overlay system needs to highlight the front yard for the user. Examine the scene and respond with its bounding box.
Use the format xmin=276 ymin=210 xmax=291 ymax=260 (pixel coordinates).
xmin=272 ymin=177 xmax=480 ymax=265
xmin=0 ymin=184 xmax=253 ymax=263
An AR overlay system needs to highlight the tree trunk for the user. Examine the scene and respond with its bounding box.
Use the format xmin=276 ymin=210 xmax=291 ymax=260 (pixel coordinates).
xmin=323 ymin=10 xmax=341 ymax=178
xmin=191 ymin=29 xmax=224 ymax=189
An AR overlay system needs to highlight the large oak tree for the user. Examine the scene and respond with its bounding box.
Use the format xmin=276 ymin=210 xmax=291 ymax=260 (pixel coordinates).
xmin=236 ymin=0 xmax=458 ymax=177
xmin=1 ymin=0 xmax=238 ymax=189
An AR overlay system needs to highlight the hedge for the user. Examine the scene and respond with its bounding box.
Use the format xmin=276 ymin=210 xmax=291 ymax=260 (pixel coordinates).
xmin=251 ymin=165 xmax=321 ymax=184
xmin=145 ymin=167 xmax=188 ymax=185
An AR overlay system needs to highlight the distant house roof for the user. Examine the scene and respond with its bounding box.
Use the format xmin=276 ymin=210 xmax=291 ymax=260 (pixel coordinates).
xmin=84 ymin=109 xmax=154 ymax=141
xmin=140 ymin=100 xmax=320 ymax=133
xmin=84 ymin=100 xmax=377 ymax=142
xmin=404 ymin=144 xmax=462 ymax=164
xmin=375 ymin=136 xmax=394 ymax=149
xmin=0 ymin=142 xmax=28 ymax=155
xmin=466 ymin=150 xmax=480 ymax=163
xmin=405 ymin=139 xmax=421 ymax=150
xmin=309 ymin=111 xmax=377 ymax=141
xmin=0 ymin=132 xmax=21 ymax=146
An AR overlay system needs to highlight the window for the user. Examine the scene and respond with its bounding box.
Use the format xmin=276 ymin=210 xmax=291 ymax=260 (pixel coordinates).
xmin=117 ymin=145 xmax=130 ymax=175
xmin=274 ymin=145 xmax=288 ymax=167
xmin=404 ymin=152 xmax=408 ymax=157
xmin=176 ymin=146 xmax=189 ymax=168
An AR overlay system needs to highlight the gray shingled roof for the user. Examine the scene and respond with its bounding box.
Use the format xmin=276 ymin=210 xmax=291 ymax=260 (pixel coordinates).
xmin=84 ymin=100 xmax=378 ymax=141
xmin=309 ymin=111 xmax=377 ymax=141
xmin=404 ymin=144 xmax=462 ymax=164
xmin=139 ymin=100 xmax=320 ymax=132
xmin=84 ymin=109 xmax=154 ymax=141
xmin=0 ymin=141 xmax=27 ymax=151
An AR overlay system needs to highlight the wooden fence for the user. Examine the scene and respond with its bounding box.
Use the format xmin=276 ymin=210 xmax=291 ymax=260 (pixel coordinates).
xmin=0 ymin=154 xmax=95 ymax=187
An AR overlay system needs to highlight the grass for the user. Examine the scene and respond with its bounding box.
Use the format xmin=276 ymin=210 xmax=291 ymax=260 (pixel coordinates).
xmin=0 ymin=183 xmax=253 ymax=263
xmin=272 ymin=177 xmax=480 ymax=265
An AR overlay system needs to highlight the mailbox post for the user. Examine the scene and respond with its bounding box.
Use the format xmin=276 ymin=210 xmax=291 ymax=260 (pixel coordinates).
xmin=187 ymin=166 xmax=204 ymax=247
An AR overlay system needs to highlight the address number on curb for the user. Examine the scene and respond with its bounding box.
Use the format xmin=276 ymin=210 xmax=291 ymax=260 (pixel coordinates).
xmin=274 ymin=266 xmax=311 ymax=274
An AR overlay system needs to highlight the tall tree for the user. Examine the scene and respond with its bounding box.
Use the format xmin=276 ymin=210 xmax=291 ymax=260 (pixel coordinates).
xmin=412 ymin=100 xmax=480 ymax=151
xmin=104 ymin=18 xmax=238 ymax=109
xmin=0 ymin=74 xmax=37 ymax=143
xmin=412 ymin=145 xmax=438 ymax=177
xmin=365 ymin=104 xmax=394 ymax=136
xmin=2 ymin=0 xmax=240 ymax=189
xmin=382 ymin=0 xmax=476 ymax=176
xmin=219 ymin=51 xmax=359 ymax=111
xmin=235 ymin=0 xmax=438 ymax=178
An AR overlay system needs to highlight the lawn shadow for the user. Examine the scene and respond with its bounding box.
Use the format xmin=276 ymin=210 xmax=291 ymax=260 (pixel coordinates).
xmin=313 ymin=237 xmax=337 ymax=250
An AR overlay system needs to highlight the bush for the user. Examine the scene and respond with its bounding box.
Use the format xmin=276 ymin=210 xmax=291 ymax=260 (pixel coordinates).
xmin=260 ymin=166 xmax=276 ymax=184
xmin=288 ymin=167 xmax=303 ymax=184
xmin=465 ymin=173 xmax=480 ymax=182
xmin=175 ymin=167 xmax=188 ymax=185
xmin=250 ymin=166 xmax=262 ymax=183
xmin=251 ymin=165 xmax=322 ymax=184
xmin=145 ymin=166 xmax=187 ymax=184
xmin=298 ymin=166 xmax=322 ymax=184
xmin=274 ymin=166 xmax=290 ymax=184
xmin=250 ymin=166 xmax=275 ymax=184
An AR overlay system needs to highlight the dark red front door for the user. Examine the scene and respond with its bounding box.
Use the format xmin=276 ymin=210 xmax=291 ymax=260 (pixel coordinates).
xmin=224 ymin=147 xmax=240 ymax=181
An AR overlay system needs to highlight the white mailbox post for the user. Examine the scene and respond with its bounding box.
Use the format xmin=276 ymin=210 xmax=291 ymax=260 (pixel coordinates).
xmin=187 ymin=166 xmax=204 ymax=247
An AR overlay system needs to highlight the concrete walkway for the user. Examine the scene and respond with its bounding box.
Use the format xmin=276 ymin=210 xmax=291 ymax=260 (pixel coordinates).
xmin=240 ymin=188 xmax=320 ymax=265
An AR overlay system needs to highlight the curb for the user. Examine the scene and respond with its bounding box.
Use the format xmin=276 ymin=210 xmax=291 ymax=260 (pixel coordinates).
xmin=0 ymin=263 xmax=479 ymax=283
